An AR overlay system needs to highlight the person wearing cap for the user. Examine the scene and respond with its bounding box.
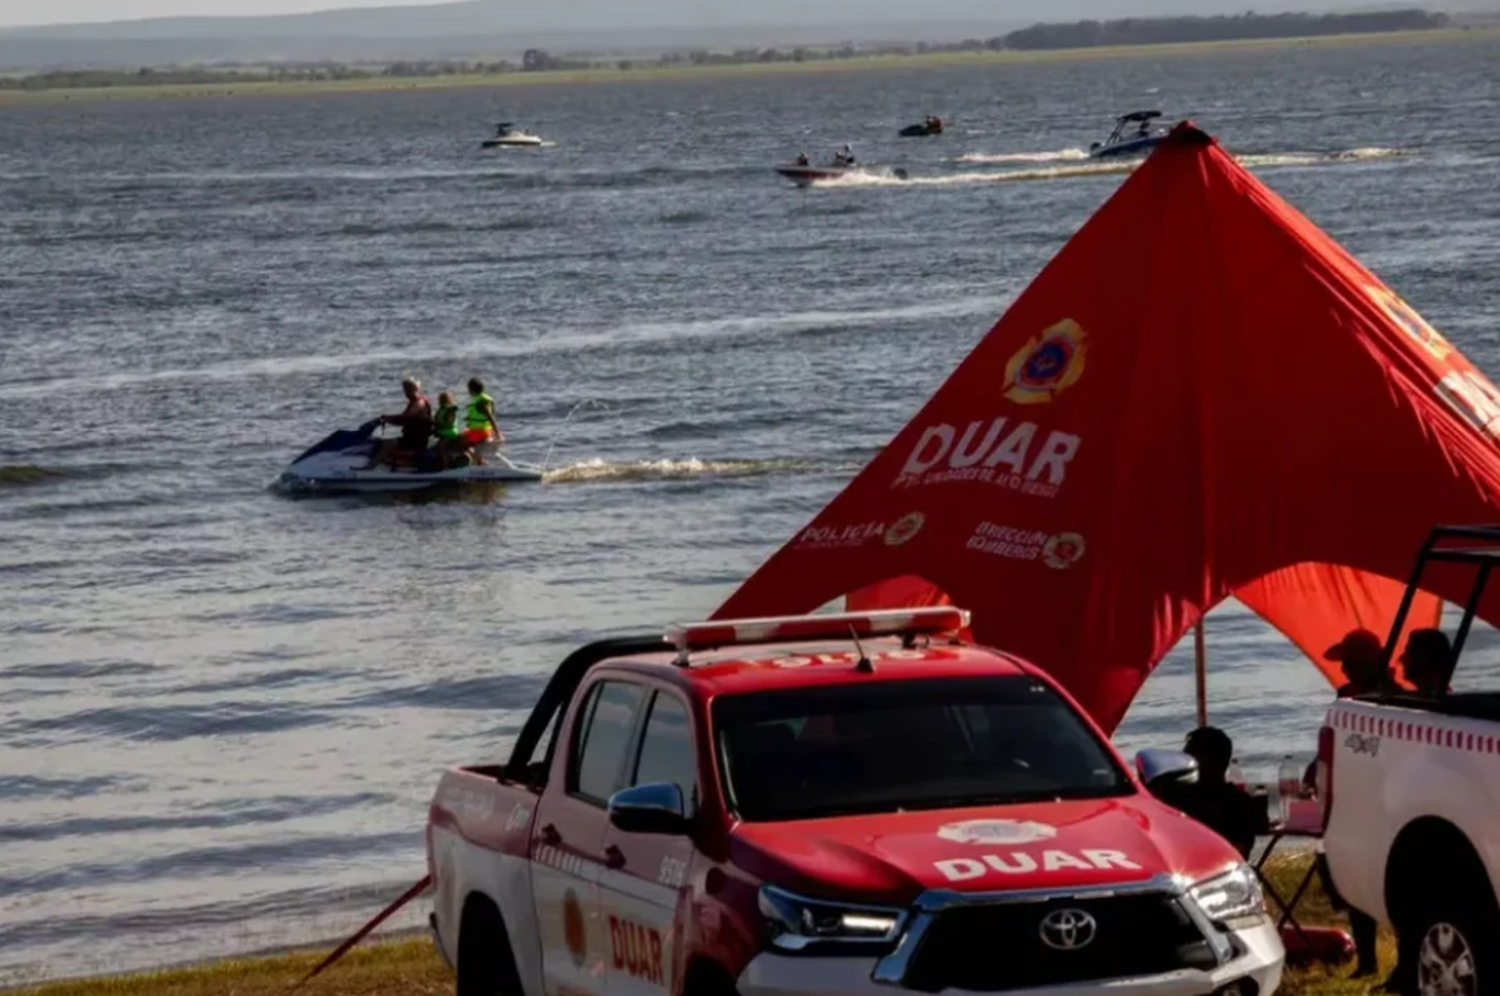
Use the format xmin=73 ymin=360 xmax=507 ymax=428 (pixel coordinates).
xmin=1401 ymin=628 xmax=1455 ymax=695
xmin=1166 ymin=726 xmax=1267 ymax=859
xmin=365 ymin=377 xmax=433 ymax=469
xmin=1324 ymin=628 xmax=1394 ymax=698
xmin=1314 ymin=626 xmax=1389 ymax=978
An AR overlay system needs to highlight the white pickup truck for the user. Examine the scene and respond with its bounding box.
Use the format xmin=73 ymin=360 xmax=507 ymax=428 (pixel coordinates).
xmin=1321 ymin=526 xmax=1500 ymax=996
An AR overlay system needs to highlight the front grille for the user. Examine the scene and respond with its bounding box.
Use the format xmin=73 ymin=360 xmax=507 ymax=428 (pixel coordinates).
xmin=900 ymin=893 xmax=1216 ymax=992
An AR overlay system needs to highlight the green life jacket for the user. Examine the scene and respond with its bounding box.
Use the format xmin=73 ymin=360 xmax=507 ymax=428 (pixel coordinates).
xmin=435 ymin=403 xmax=460 ymax=439
xmin=466 ymin=392 xmax=495 ymax=431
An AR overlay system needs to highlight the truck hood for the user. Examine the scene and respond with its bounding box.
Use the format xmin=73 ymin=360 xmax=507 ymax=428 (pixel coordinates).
xmin=729 ymin=796 xmax=1239 ymax=906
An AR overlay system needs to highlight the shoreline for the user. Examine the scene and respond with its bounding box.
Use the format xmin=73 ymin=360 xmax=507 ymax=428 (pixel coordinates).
xmin=4 ymin=855 xmax=1379 ymax=994
xmin=1 ymin=27 xmax=1496 ymax=105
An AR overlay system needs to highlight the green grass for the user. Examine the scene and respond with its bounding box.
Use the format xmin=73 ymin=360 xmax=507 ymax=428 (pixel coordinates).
xmin=9 ymin=854 xmax=1394 ymax=996
xmin=1 ymin=27 xmax=1496 ymax=104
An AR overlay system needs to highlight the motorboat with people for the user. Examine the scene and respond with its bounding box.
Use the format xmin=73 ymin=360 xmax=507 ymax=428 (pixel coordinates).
xmin=481 ymin=122 xmax=547 ymax=148
xmin=774 ymin=145 xmax=908 ymax=187
xmin=1089 ymin=110 xmax=1170 ymax=159
xmin=277 ymin=419 xmax=543 ymax=493
xmin=899 ymin=115 xmax=945 ymax=137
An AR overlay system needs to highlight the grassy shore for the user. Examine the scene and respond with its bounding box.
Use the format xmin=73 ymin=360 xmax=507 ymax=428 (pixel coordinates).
xmin=2 ymin=27 xmax=1497 ymax=105
xmin=10 ymin=854 xmax=1394 ymax=996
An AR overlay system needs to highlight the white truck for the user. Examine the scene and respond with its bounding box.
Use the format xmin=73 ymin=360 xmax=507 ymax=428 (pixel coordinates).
xmin=1321 ymin=526 xmax=1500 ymax=996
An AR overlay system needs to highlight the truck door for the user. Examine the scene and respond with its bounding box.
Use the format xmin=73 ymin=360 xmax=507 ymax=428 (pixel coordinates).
xmin=531 ymin=679 xmax=648 ymax=996
xmin=598 ymin=689 xmax=699 ymax=996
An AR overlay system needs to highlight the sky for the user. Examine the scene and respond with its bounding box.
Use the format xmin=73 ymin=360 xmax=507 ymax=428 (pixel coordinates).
xmin=0 ymin=0 xmax=456 ymax=28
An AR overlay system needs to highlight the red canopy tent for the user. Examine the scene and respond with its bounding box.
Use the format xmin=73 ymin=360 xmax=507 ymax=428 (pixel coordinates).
xmin=714 ymin=124 xmax=1500 ymax=733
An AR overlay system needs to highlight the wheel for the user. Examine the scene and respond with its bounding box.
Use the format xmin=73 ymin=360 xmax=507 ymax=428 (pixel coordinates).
xmin=456 ymin=898 xmax=524 ymax=996
xmin=1406 ymin=900 xmax=1499 ymax=996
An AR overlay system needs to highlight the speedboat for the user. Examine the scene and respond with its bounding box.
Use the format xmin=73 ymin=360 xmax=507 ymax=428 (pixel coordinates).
xmin=1089 ymin=110 xmax=1170 ymax=160
xmin=482 ymin=122 xmax=546 ymax=148
xmin=277 ymin=419 xmax=543 ymax=492
xmin=774 ymin=161 xmax=908 ymax=187
xmin=899 ymin=117 xmax=944 ymax=137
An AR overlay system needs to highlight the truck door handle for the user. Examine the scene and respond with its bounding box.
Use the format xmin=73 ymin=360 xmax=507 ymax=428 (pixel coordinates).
xmin=540 ymin=824 xmax=561 ymax=846
xmin=604 ymin=845 xmax=626 ymax=870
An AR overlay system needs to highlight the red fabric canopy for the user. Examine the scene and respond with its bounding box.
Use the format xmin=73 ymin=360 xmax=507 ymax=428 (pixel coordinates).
xmin=715 ymin=124 xmax=1499 ymax=731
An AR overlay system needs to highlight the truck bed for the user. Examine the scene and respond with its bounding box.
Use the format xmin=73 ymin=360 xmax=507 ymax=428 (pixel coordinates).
xmin=1358 ymin=691 xmax=1500 ymax=724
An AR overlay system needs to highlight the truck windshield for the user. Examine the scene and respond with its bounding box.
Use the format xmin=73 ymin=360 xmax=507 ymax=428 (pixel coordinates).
xmin=715 ymin=676 xmax=1130 ymax=822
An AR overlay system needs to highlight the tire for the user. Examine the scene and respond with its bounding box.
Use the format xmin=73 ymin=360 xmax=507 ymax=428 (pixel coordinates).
xmin=1402 ymin=898 xmax=1500 ymax=996
xmin=456 ymin=898 xmax=525 ymax=996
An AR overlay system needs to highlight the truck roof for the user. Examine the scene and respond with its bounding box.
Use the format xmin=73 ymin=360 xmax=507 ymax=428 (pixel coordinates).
xmin=594 ymin=638 xmax=1031 ymax=697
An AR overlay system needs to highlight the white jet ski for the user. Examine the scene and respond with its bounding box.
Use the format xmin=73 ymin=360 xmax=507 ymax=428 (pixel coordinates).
xmin=277 ymin=419 xmax=543 ymax=493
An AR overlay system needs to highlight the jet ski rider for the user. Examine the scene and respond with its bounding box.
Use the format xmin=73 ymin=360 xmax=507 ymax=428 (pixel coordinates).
xmin=463 ymin=378 xmax=502 ymax=466
xmin=434 ymin=391 xmax=464 ymax=468
xmin=366 ymin=377 xmax=432 ymax=469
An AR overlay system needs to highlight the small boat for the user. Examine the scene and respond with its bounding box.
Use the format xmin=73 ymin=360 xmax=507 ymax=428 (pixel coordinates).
xmin=482 ymin=122 xmax=546 ymax=148
xmin=1089 ymin=110 xmax=1170 ymax=160
xmin=277 ymin=419 xmax=543 ymax=493
xmin=899 ymin=116 xmax=945 ymax=137
xmin=774 ymin=159 xmax=908 ymax=187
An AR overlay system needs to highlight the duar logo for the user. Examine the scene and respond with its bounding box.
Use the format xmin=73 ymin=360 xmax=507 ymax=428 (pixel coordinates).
xmin=937 ymin=818 xmax=1058 ymax=846
xmin=1003 ymin=319 xmax=1088 ymax=405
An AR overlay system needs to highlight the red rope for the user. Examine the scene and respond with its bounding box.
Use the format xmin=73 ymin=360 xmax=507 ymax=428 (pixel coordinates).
xmin=295 ymin=874 xmax=432 ymax=989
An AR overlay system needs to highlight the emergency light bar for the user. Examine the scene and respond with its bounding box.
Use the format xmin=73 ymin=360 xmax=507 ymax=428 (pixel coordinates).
xmin=667 ymin=607 xmax=971 ymax=661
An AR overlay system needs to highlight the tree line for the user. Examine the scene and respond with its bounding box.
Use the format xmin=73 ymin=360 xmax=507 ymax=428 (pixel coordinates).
xmin=0 ymin=9 xmax=1453 ymax=92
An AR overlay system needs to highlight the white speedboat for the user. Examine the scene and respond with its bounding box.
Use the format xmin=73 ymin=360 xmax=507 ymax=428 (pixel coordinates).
xmin=1089 ymin=110 xmax=1170 ymax=160
xmin=277 ymin=420 xmax=543 ymax=493
xmin=482 ymin=122 xmax=547 ymax=148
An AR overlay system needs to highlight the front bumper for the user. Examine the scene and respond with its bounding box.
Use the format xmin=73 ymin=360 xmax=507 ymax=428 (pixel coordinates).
xmin=738 ymin=918 xmax=1284 ymax=996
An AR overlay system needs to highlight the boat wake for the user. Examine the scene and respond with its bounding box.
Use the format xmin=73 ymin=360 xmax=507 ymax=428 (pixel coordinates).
xmin=817 ymin=146 xmax=1415 ymax=189
xmin=542 ymin=457 xmax=818 ymax=484
xmin=956 ymin=149 xmax=1090 ymax=164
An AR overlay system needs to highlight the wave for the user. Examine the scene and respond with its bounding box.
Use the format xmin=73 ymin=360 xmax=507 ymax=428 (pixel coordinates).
xmin=956 ymin=148 xmax=1089 ymax=164
xmin=542 ymin=457 xmax=818 ymax=484
xmin=816 ymin=146 xmax=1416 ymax=189
xmin=0 ymin=293 xmax=1008 ymax=401
xmin=0 ymin=465 xmax=67 ymax=487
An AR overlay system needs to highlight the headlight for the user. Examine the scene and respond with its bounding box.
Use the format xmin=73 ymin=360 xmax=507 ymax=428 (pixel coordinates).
xmin=757 ymin=885 xmax=905 ymax=952
xmin=1189 ymin=865 xmax=1266 ymax=923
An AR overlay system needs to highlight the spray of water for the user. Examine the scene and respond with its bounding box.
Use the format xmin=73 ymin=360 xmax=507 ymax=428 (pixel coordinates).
xmin=539 ymin=398 xmax=616 ymax=472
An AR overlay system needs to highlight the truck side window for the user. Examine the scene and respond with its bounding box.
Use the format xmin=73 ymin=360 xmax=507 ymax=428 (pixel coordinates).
xmin=632 ymin=693 xmax=698 ymax=817
xmin=572 ymin=681 xmax=646 ymax=804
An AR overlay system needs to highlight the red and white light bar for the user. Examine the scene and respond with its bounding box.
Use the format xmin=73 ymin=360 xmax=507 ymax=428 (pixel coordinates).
xmin=667 ymin=607 xmax=971 ymax=656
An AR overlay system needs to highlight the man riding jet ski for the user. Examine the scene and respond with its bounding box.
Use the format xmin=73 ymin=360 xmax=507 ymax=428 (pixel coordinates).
xmin=278 ymin=376 xmax=541 ymax=492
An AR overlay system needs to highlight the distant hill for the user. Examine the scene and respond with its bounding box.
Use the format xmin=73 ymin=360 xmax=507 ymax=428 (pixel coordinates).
xmin=0 ymin=0 xmax=1484 ymax=70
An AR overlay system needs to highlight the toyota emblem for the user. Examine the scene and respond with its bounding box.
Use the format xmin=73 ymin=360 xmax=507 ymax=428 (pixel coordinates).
xmin=1038 ymin=908 xmax=1097 ymax=951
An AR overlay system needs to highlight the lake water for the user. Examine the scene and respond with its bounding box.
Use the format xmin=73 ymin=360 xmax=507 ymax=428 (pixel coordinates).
xmin=3 ymin=36 xmax=1500 ymax=982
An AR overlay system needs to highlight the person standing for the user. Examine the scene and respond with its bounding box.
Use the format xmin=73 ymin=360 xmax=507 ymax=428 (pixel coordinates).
xmin=1316 ymin=628 xmax=1390 ymax=978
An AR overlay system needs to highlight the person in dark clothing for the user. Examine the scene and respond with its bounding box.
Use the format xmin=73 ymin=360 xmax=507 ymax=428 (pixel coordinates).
xmin=1172 ymin=727 xmax=1268 ymax=859
xmin=1317 ymin=627 xmax=1389 ymax=978
xmin=1401 ymin=627 xmax=1455 ymax=695
xmin=1325 ymin=627 xmax=1393 ymax=698
xmin=365 ymin=378 xmax=433 ymax=469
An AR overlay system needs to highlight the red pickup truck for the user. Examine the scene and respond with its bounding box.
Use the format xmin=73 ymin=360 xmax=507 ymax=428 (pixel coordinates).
xmin=425 ymin=608 xmax=1284 ymax=996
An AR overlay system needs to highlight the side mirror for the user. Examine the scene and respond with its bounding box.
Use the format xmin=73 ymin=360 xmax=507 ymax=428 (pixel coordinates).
xmin=608 ymin=782 xmax=688 ymax=836
xmin=1135 ymin=749 xmax=1200 ymax=796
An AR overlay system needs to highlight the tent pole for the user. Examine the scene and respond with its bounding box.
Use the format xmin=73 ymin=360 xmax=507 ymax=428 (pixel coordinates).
xmin=1193 ymin=619 xmax=1208 ymax=728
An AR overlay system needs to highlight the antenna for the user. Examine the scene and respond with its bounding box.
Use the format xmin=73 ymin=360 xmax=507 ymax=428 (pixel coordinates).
xmin=851 ymin=626 xmax=874 ymax=673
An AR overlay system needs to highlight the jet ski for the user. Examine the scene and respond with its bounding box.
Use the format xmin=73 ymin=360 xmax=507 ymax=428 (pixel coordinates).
xmin=482 ymin=122 xmax=547 ymax=148
xmin=277 ymin=419 xmax=543 ymax=492
xmin=899 ymin=116 xmax=944 ymax=137
xmin=1089 ymin=110 xmax=1170 ymax=160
